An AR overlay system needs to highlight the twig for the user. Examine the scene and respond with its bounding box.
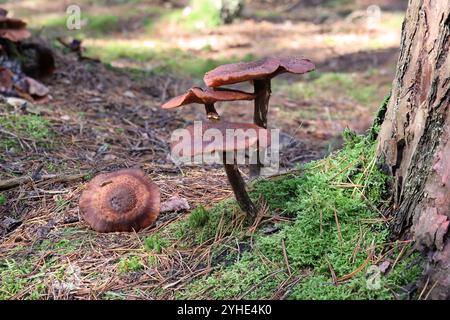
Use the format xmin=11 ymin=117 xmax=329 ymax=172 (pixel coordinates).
xmin=337 ymin=240 xmax=374 ymax=283
xmin=281 ymin=239 xmax=292 ymax=277
xmin=424 ymin=280 xmax=439 ymax=300
xmin=0 ymin=172 xmax=87 ymax=191
xmin=325 ymin=256 xmax=337 ymax=285
xmin=391 ymin=243 xmax=407 ymax=271
xmin=333 ymin=207 xmax=343 ymax=244
xmin=418 ymin=277 xmax=430 ymax=300
xmin=237 ymin=268 xmax=284 ymax=299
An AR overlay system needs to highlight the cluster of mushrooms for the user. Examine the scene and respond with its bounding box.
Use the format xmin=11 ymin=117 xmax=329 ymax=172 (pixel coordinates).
xmin=79 ymin=56 xmax=314 ymax=233
xmin=0 ymin=8 xmax=54 ymax=102
xmin=163 ymin=56 xmax=315 ymax=218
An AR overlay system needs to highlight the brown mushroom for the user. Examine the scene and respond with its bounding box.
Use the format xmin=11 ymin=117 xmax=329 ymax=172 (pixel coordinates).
xmin=171 ymin=121 xmax=271 ymax=218
xmin=204 ymin=56 xmax=315 ymax=176
xmin=79 ymin=169 xmax=160 ymax=233
xmin=0 ymin=10 xmax=31 ymax=42
xmin=162 ymin=87 xmax=255 ymax=120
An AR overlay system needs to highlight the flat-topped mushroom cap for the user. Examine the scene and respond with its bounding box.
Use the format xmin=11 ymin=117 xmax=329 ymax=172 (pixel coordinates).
xmin=162 ymin=87 xmax=255 ymax=109
xmin=0 ymin=15 xmax=31 ymax=42
xmin=79 ymin=169 xmax=160 ymax=233
xmin=172 ymin=121 xmax=271 ymax=157
xmin=204 ymin=56 xmax=315 ymax=87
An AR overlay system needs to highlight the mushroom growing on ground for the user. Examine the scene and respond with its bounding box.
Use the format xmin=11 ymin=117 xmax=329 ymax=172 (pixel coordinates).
xmin=204 ymin=57 xmax=315 ymax=176
xmin=162 ymin=86 xmax=255 ymax=120
xmin=79 ymin=169 xmax=160 ymax=233
xmin=172 ymin=121 xmax=270 ymax=218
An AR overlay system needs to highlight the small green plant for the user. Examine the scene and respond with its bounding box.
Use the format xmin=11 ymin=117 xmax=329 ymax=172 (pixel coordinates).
xmin=188 ymin=206 xmax=210 ymax=228
xmin=175 ymin=130 xmax=422 ymax=299
xmin=30 ymin=14 xmax=120 ymax=38
xmin=0 ymin=194 xmax=6 ymax=206
xmin=147 ymin=255 xmax=158 ymax=267
xmin=0 ymin=259 xmax=33 ymax=299
xmin=37 ymin=239 xmax=77 ymax=255
xmin=144 ymin=234 xmax=167 ymax=253
xmin=117 ymin=256 xmax=143 ymax=273
xmin=0 ymin=115 xmax=51 ymax=150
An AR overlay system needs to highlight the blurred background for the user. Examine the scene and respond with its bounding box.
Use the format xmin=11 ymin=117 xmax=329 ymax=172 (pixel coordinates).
xmin=2 ymin=0 xmax=407 ymax=162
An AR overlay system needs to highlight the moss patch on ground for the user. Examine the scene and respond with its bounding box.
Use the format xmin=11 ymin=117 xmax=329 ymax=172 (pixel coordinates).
xmin=0 ymin=238 xmax=80 ymax=299
xmin=0 ymin=113 xmax=53 ymax=152
xmin=0 ymin=129 xmax=423 ymax=299
xmin=167 ymin=130 xmax=423 ymax=299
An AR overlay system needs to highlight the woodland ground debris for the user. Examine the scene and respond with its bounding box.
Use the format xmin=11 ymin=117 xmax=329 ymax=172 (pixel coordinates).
xmin=0 ymin=0 xmax=408 ymax=299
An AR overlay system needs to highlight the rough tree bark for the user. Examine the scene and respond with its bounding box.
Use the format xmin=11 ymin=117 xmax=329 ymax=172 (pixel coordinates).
xmin=376 ymin=0 xmax=449 ymax=299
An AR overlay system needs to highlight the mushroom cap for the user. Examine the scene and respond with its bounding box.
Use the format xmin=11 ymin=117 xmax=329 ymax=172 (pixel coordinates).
xmin=171 ymin=121 xmax=271 ymax=157
xmin=79 ymin=169 xmax=160 ymax=233
xmin=162 ymin=87 xmax=255 ymax=109
xmin=0 ymin=15 xmax=31 ymax=42
xmin=204 ymin=56 xmax=315 ymax=87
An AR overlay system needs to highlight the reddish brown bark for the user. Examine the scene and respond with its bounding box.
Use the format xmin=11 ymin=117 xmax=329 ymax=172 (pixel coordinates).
xmin=377 ymin=0 xmax=450 ymax=299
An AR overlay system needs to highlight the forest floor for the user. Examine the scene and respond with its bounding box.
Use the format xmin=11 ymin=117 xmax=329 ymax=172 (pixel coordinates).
xmin=0 ymin=0 xmax=423 ymax=300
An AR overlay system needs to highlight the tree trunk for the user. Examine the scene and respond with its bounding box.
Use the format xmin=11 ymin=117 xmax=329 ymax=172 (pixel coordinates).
xmin=377 ymin=0 xmax=449 ymax=299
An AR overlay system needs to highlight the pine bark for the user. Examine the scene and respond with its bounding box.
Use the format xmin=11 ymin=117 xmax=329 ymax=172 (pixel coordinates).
xmin=376 ymin=0 xmax=450 ymax=299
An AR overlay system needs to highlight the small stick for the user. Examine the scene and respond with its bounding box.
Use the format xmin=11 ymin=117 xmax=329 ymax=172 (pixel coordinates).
xmin=325 ymin=256 xmax=338 ymax=285
xmin=281 ymin=239 xmax=292 ymax=277
xmin=334 ymin=207 xmax=343 ymax=244
xmin=0 ymin=172 xmax=87 ymax=191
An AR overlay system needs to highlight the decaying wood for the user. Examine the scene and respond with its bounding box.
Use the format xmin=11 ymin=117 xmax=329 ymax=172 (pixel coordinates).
xmin=0 ymin=173 xmax=87 ymax=191
xmin=377 ymin=0 xmax=450 ymax=299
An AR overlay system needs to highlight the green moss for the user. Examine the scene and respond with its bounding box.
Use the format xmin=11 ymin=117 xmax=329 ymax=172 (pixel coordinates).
xmin=0 ymin=259 xmax=34 ymax=299
xmin=176 ymin=130 xmax=422 ymax=299
xmin=147 ymin=255 xmax=158 ymax=267
xmin=37 ymin=238 xmax=78 ymax=255
xmin=0 ymin=194 xmax=6 ymax=206
xmin=369 ymin=93 xmax=391 ymax=140
xmin=144 ymin=234 xmax=167 ymax=253
xmin=0 ymin=114 xmax=52 ymax=150
xmin=188 ymin=206 xmax=210 ymax=228
xmin=1 ymin=114 xmax=50 ymax=140
xmin=117 ymin=256 xmax=143 ymax=273
xmin=0 ymin=256 xmax=58 ymax=299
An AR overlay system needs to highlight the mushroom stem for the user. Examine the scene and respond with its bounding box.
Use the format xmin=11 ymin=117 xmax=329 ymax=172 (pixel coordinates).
xmin=251 ymin=78 xmax=271 ymax=177
xmin=205 ymin=103 xmax=220 ymax=120
xmin=223 ymin=155 xmax=257 ymax=219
